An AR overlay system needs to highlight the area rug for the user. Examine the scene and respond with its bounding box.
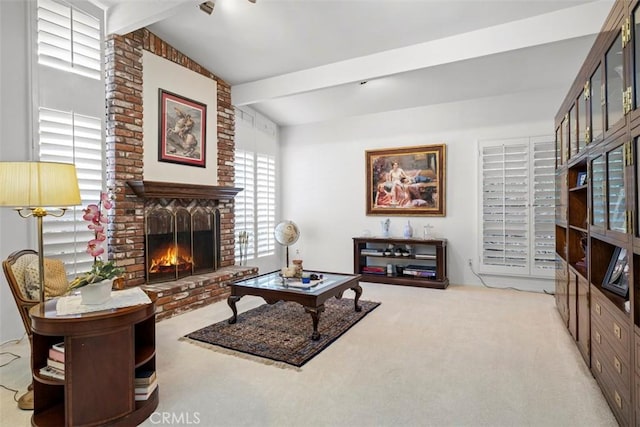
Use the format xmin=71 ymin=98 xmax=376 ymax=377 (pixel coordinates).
xmin=181 ymin=298 xmax=380 ymax=369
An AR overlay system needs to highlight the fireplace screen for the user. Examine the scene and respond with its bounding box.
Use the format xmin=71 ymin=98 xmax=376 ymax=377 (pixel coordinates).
xmin=145 ymin=206 xmax=220 ymax=284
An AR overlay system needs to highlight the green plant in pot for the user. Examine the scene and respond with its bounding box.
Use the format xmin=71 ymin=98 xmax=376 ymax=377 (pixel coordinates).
xmin=68 ymin=191 xmax=124 ymax=296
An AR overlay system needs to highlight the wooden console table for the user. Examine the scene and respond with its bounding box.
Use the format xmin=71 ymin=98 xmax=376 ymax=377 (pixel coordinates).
xmin=29 ymin=297 xmax=158 ymax=426
xmin=353 ymin=236 xmax=448 ymax=289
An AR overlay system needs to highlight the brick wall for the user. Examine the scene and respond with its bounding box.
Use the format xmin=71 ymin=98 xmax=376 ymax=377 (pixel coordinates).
xmin=104 ymin=29 xmax=248 ymax=318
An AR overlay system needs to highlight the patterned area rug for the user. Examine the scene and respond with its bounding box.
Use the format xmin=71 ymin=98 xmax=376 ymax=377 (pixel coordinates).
xmin=181 ymin=298 xmax=380 ymax=369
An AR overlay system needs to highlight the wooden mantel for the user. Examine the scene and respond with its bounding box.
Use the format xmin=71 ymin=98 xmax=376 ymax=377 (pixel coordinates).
xmin=127 ymin=180 xmax=242 ymax=201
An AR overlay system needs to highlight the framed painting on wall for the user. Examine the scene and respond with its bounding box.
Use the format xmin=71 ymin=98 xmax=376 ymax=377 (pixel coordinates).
xmin=366 ymin=144 xmax=446 ymax=216
xmin=158 ymin=89 xmax=207 ymax=168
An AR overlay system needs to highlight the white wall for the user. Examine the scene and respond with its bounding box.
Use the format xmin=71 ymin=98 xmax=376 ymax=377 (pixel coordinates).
xmin=142 ymin=51 xmax=218 ymax=184
xmin=0 ymin=0 xmax=34 ymax=342
xmin=280 ymin=87 xmax=563 ymax=292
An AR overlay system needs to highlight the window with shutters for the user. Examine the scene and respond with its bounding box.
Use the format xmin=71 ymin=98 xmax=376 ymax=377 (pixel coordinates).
xmin=38 ymin=108 xmax=103 ymax=277
xmin=478 ymin=137 xmax=555 ymax=278
xmin=33 ymin=0 xmax=104 ymax=277
xmin=234 ymin=150 xmax=276 ymax=260
xmin=37 ymin=0 xmax=101 ymax=79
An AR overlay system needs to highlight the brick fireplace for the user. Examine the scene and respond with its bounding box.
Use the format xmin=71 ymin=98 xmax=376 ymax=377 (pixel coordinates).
xmin=104 ymin=30 xmax=257 ymax=320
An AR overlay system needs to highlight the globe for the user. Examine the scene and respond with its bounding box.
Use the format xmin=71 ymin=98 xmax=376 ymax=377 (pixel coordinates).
xmin=274 ymin=220 xmax=300 ymax=246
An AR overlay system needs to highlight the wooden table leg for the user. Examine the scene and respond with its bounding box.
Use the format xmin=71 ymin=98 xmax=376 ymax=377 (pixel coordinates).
xmin=227 ymin=295 xmax=242 ymax=324
xmin=352 ymin=283 xmax=363 ymax=312
xmin=305 ymin=304 xmax=325 ymax=340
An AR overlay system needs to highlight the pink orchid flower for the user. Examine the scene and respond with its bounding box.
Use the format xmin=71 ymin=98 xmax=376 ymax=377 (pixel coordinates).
xmin=83 ymin=204 xmax=100 ymax=222
xmin=86 ymin=240 xmax=105 ymax=257
xmin=101 ymin=192 xmax=113 ymax=210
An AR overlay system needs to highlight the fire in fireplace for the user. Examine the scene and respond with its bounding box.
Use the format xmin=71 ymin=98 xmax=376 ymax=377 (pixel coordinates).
xmin=145 ymin=203 xmax=220 ymax=284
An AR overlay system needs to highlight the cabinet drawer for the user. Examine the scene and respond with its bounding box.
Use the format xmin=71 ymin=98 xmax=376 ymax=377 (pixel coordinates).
xmin=591 ymin=291 xmax=630 ymax=357
xmin=592 ymin=322 xmax=630 ymax=391
xmin=591 ymin=344 xmax=631 ymax=426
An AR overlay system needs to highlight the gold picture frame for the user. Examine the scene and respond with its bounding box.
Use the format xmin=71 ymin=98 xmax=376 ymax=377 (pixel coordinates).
xmin=366 ymin=144 xmax=446 ymax=216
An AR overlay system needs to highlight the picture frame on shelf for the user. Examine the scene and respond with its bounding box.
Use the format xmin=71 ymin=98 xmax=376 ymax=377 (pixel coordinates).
xmin=366 ymin=144 xmax=446 ymax=216
xmin=158 ymin=89 xmax=207 ymax=168
xmin=577 ymin=171 xmax=587 ymax=186
xmin=602 ymin=246 xmax=629 ymax=298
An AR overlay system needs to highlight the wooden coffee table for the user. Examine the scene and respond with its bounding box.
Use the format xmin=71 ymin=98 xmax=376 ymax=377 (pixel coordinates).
xmin=227 ymin=271 xmax=363 ymax=340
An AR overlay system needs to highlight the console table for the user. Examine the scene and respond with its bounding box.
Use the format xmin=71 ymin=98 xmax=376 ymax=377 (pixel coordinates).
xmin=353 ymin=236 xmax=448 ymax=289
xmin=29 ymin=297 xmax=158 ymax=426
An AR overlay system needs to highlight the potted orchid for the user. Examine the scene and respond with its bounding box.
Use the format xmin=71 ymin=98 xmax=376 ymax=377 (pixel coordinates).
xmin=68 ymin=191 xmax=124 ymax=300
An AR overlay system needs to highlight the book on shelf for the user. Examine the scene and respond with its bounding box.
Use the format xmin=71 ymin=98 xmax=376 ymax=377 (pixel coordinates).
xmin=403 ymin=265 xmax=436 ymax=278
xmin=48 ymin=347 xmax=64 ymax=363
xmin=135 ymin=370 xmax=157 ymax=386
xmin=414 ymin=254 xmax=436 ymax=260
xmin=52 ymin=342 xmax=65 ymax=353
xmin=361 ymin=249 xmax=383 ymax=256
xmin=39 ymin=365 xmax=64 ymax=380
xmin=362 ymin=266 xmax=386 ymax=275
xmin=47 ymin=358 xmax=65 ymax=371
xmin=135 ymin=379 xmax=158 ymax=401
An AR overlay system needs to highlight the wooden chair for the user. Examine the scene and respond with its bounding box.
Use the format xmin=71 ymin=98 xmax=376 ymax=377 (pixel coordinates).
xmin=2 ymin=249 xmax=40 ymax=411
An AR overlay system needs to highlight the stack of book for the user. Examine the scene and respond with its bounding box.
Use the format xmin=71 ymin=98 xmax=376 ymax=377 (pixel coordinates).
xmin=402 ymin=265 xmax=436 ymax=278
xmin=135 ymin=370 xmax=158 ymax=401
xmin=39 ymin=342 xmax=65 ymax=380
xmin=362 ymin=266 xmax=386 ymax=275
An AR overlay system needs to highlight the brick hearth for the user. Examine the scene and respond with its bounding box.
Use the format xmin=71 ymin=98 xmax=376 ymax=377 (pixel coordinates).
xmin=142 ymin=266 xmax=257 ymax=321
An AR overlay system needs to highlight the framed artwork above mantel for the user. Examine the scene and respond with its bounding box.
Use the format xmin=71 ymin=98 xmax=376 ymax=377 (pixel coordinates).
xmin=158 ymin=89 xmax=207 ymax=168
xmin=366 ymin=143 xmax=446 ymax=216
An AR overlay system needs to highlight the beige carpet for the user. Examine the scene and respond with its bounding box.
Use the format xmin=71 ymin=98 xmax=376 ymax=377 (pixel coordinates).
xmin=0 ymin=282 xmax=617 ymax=426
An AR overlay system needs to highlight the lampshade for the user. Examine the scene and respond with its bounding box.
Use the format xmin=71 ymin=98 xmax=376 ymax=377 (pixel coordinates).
xmin=0 ymin=162 xmax=81 ymax=208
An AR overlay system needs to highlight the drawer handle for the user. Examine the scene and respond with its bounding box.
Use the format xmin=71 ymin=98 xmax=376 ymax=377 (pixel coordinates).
xmin=596 ymin=359 xmax=602 ymax=372
xmin=595 ymin=331 xmax=601 ymax=344
xmin=595 ymin=303 xmax=601 ymax=315
xmin=614 ymin=356 xmax=621 ymax=374
xmin=613 ymin=323 xmax=622 ymax=340
xmin=615 ymin=391 xmax=622 ymax=409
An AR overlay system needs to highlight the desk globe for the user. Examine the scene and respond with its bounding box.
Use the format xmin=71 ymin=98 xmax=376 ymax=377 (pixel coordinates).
xmin=274 ymin=220 xmax=300 ymax=266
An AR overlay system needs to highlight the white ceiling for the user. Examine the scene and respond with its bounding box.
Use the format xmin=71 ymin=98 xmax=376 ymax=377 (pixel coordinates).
xmin=97 ymin=0 xmax=615 ymax=126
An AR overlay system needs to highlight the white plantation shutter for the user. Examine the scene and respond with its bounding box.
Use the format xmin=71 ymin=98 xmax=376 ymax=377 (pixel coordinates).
xmin=234 ymin=150 xmax=256 ymax=260
xmin=256 ymin=154 xmax=276 ymax=257
xmin=37 ymin=0 xmax=101 ymax=79
xmin=33 ymin=0 xmax=104 ymax=277
xmin=531 ymin=140 xmax=556 ymax=273
xmin=479 ymin=137 xmax=555 ymax=278
xmin=39 ymin=108 xmax=103 ymax=277
xmin=234 ymin=150 xmax=276 ymax=260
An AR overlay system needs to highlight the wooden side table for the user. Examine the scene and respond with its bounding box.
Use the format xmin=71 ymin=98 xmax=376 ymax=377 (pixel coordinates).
xmin=29 ymin=297 xmax=158 ymax=426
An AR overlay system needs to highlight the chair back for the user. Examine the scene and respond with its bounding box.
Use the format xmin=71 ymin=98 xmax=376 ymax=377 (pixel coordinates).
xmin=2 ymin=249 xmax=39 ymax=341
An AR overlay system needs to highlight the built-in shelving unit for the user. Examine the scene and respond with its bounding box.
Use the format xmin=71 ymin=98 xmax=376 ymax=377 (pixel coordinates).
xmin=554 ymin=1 xmax=640 ymax=424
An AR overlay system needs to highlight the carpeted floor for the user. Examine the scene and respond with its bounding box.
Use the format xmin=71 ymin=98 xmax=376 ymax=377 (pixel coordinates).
xmin=182 ymin=298 xmax=380 ymax=368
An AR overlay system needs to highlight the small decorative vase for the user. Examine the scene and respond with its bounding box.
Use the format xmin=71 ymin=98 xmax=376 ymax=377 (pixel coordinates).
xmin=403 ymin=220 xmax=413 ymax=238
xmin=381 ymin=219 xmax=390 ymax=238
xmin=80 ymin=279 xmax=113 ymax=305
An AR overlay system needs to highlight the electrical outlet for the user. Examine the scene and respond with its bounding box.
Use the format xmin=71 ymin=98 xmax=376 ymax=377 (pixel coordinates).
xmin=467 ymin=258 xmax=473 ymax=267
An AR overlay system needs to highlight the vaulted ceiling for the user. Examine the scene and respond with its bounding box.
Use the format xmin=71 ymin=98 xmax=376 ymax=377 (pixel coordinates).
xmin=95 ymin=0 xmax=614 ymax=126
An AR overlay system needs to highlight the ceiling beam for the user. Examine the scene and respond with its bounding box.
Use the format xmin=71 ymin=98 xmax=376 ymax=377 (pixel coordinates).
xmin=232 ymin=1 xmax=612 ymax=106
xmin=105 ymin=0 xmax=200 ymax=35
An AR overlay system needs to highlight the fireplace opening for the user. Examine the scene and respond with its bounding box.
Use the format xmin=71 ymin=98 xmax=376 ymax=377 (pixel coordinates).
xmin=145 ymin=205 xmax=220 ymax=284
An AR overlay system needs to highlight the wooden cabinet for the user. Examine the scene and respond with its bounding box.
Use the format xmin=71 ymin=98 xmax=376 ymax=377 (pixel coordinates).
xmin=555 ymin=1 xmax=640 ymax=424
xmin=352 ymin=237 xmax=448 ymax=289
xmin=29 ymin=298 xmax=158 ymax=426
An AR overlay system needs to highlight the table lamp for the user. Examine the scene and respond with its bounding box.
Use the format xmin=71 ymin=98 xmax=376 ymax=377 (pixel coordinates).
xmin=0 ymin=162 xmax=81 ymax=302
